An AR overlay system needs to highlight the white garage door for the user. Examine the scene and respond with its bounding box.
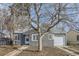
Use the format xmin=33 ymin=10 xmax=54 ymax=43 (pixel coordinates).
xmin=53 ymin=35 xmax=65 ymax=46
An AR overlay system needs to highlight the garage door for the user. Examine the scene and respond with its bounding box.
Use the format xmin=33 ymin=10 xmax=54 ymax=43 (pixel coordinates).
xmin=53 ymin=35 xmax=65 ymax=46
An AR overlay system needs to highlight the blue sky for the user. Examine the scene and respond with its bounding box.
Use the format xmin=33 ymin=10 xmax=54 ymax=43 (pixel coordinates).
xmin=0 ymin=3 xmax=12 ymax=9
xmin=30 ymin=4 xmax=79 ymax=31
xmin=0 ymin=3 xmax=79 ymax=32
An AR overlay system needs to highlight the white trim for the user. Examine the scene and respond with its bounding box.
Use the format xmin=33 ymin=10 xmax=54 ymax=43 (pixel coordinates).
xmin=32 ymin=34 xmax=38 ymax=41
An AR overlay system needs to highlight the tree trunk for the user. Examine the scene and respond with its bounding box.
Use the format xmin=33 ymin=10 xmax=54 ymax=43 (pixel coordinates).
xmin=38 ymin=34 xmax=42 ymax=51
xmin=38 ymin=32 xmax=49 ymax=51
xmin=9 ymin=33 xmax=13 ymax=45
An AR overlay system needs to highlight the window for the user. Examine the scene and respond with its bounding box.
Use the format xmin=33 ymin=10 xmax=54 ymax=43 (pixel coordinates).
xmin=26 ymin=38 xmax=29 ymax=41
xmin=32 ymin=34 xmax=38 ymax=41
xmin=48 ymin=34 xmax=52 ymax=40
xmin=77 ymin=35 xmax=79 ymax=41
xmin=25 ymin=36 xmax=29 ymax=41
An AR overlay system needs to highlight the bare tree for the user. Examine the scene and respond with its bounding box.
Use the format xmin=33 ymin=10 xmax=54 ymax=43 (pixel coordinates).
xmin=9 ymin=3 xmax=79 ymax=51
xmin=27 ymin=3 xmax=79 ymax=51
xmin=26 ymin=3 xmax=66 ymax=51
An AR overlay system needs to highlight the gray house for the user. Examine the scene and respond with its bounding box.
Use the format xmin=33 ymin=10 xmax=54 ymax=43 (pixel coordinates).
xmin=13 ymin=29 xmax=67 ymax=47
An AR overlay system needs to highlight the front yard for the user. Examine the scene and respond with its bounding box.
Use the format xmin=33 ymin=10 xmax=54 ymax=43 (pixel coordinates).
xmin=0 ymin=45 xmax=78 ymax=56
xmin=18 ymin=46 xmax=71 ymax=56
xmin=0 ymin=45 xmax=21 ymax=56
xmin=69 ymin=44 xmax=79 ymax=50
xmin=63 ymin=44 xmax=79 ymax=55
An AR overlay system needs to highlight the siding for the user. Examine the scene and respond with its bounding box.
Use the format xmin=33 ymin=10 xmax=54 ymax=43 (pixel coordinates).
xmin=30 ymin=33 xmax=54 ymax=47
xmin=67 ymin=30 xmax=79 ymax=44
xmin=14 ymin=30 xmax=66 ymax=47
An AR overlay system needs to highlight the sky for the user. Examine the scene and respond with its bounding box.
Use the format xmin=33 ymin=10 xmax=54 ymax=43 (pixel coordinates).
xmin=0 ymin=3 xmax=79 ymax=32
xmin=30 ymin=4 xmax=79 ymax=31
xmin=0 ymin=3 xmax=13 ymax=9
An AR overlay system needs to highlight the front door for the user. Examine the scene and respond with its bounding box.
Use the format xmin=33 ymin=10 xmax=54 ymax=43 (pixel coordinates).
xmin=21 ymin=34 xmax=25 ymax=45
xmin=25 ymin=36 xmax=29 ymax=45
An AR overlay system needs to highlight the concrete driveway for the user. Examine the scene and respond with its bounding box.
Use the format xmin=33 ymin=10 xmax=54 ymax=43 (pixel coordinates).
xmin=5 ymin=45 xmax=29 ymax=56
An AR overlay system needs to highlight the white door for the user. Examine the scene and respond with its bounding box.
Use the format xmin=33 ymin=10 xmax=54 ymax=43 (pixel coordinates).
xmin=53 ymin=35 xmax=65 ymax=46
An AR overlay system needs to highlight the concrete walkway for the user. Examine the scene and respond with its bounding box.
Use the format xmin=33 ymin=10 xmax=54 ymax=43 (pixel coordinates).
xmin=64 ymin=46 xmax=79 ymax=54
xmin=4 ymin=45 xmax=29 ymax=56
xmin=56 ymin=47 xmax=79 ymax=56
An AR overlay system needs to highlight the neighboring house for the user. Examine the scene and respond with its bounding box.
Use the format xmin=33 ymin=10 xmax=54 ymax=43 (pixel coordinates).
xmin=13 ymin=29 xmax=67 ymax=47
xmin=67 ymin=30 xmax=79 ymax=45
xmin=0 ymin=38 xmax=12 ymax=45
xmin=0 ymin=31 xmax=12 ymax=45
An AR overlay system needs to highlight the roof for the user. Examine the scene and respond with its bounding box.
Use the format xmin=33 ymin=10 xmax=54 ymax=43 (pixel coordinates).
xmin=14 ymin=28 xmax=34 ymax=34
xmin=52 ymin=33 xmax=66 ymax=35
xmin=14 ymin=25 xmax=66 ymax=35
xmin=14 ymin=27 xmax=30 ymax=33
xmin=14 ymin=28 xmax=66 ymax=35
xmin=67 ymin=29 xmax=79 ymax=33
